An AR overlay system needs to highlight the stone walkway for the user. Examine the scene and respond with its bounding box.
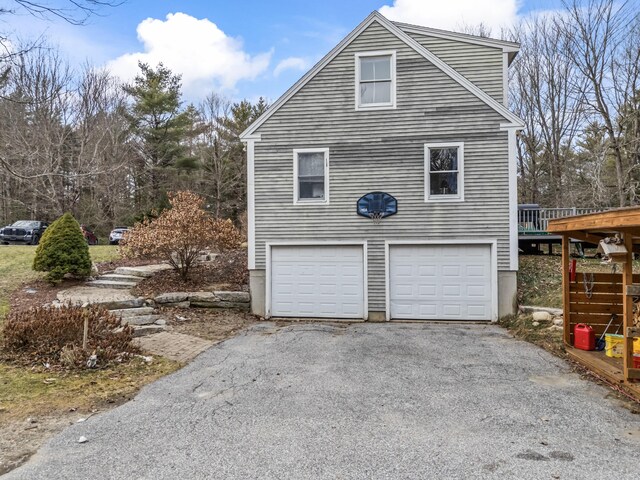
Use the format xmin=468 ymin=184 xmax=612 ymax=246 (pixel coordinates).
xmin=133 ymin=331 xmax=214 ymax=363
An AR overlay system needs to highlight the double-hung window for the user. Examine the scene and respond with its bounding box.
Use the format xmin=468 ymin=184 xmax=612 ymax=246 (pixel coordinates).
xmin=425 ymin=143 xmax=464 ymax=202
xmin=355 ymin=51 xmax=396 ymax=110
xmin=293 ymin=149 xmax=329 ymax=204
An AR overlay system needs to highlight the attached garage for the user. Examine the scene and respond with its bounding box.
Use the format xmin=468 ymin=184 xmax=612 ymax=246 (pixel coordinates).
xmin=387 ymin=243 xmax=496 ymax=321
xmin=268 ymin=244 xmax=367 ymax=319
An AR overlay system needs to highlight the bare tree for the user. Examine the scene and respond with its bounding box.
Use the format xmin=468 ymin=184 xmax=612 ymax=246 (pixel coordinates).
xmin=510 ymin=14 xmax=587 ymax=206
xmin=2 ymin=1 xmax=123 ymax=25
xmin=0 ymin=47 xmax=132 ymax=225
xmin=561 ymin=0 xmax=640 ymax=206
xmin=197 ymin=93 xmax=232 ymax=218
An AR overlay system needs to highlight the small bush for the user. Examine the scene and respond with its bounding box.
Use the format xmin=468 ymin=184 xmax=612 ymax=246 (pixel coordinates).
xmin=2 ymin=305 xmax=139 ymax=369
xmin=121 ymin=191 xmax=242 ymax=279
xmin=33 ymin=212 xmax=92 ymax=284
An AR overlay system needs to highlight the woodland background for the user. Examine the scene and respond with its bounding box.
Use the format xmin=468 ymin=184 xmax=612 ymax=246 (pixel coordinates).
xmin=0 ymin=0 xmax=639 ymax=235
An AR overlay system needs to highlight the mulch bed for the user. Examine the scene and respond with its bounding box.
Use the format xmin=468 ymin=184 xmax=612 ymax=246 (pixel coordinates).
xmin=162 ymin=307 xmax=256 ymax=343
xmin=132 ymin=250 xmax=249 ymax=298
xmin=9 ymin=280 xmax=85 ymax=314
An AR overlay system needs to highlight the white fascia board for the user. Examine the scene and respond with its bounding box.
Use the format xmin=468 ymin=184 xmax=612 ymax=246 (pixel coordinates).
xmin=396 ymin=22 xmax=520 ymax=53
xmin=240 ymin=12 xmax=381 ymax=140
xmin=241 ymin=11 xmax=524 ymax=138
xmin=377 ymin=16 xmax=525 ymax=128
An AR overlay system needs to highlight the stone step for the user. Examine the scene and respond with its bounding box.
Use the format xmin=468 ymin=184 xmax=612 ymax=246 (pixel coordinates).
xmin=99 ymin=274 xmax=144 ymax=283
xmin=86 ymin=280 xmax=138 ymax=290
xmin=122 ymin=314 xmax=163 ymax=326
xmin=114 ymin=264 xmax=171 ymax=278
xmin=132 ymin=324 xmax=166 ymax=337
xmin=100 ymin=298 xmax=146 ymax=310
xmin=110 ymin=306 xmax=156 ymax=317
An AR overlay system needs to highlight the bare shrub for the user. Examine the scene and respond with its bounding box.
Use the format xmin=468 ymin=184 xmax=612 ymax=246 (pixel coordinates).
xmin=120 ymin=191 xmax=242 ymax=279
xmin=2 ymin=305 xmax=138 ymax=369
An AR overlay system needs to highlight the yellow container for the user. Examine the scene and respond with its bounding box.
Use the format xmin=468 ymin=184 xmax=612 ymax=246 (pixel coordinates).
xmin=605 ymin=334 xmax=640 ymax=358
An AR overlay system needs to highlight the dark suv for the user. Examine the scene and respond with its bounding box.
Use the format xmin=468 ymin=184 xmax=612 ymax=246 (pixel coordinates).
xmin=0 ymin=220 xmax=48 ymax=245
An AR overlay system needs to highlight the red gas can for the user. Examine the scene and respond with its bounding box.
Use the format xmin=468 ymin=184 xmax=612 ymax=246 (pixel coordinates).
xmin=574 ymin=324 xmax=595 ymax=351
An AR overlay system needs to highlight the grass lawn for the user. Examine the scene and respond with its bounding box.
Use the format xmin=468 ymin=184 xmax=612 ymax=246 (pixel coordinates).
xmin=0 ymin=245 xmax=120 ymax=318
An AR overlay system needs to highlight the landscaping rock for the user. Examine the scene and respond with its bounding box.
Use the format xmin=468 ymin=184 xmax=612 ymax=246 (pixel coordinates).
xmin=213 ymin=291 xmax=250 ymax=303
xmin=532 ymin=321 xmax=540 ymax=327
xmin=155 ymin=292 xmax=189 ymax=304
xmin=109 ymin=307 xmax=156 ymax=318
xmin=132 ymin=325 xmax=166 ymax=337
xmin=188 ymin=292 xmax=218 ymax=307
xmin=123 ymin=315 xmax=162 ymax=326
xmin=521 ymin=306 xmax=563 ymax=316
xmin=553 ymin=317 xmax=564 ymax=327
xmin=163 ymin=301 xmax=190 ymax=308
xmin=154 ymin=319 xmax=167 ymax=326
xmin=532 ymin=311 xmax=552 ymax=322
xmin=78 ymin=436 xmax=88 ymax=444
xmin=208 ymin=301 xmax=250 ymax=311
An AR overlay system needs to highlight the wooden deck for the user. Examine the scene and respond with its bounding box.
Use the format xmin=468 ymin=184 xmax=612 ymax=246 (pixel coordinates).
xmin=566 ymin=347 xmax=640 ymax=400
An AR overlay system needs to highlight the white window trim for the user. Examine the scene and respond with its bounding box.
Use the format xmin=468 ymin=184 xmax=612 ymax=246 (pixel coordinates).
xmin=424 ymin=142 xmax=465 ymax=203
xmin=293 ymin=148 xmax=330 ymax=205
xmin=354 ymin=50 xmax=397 ymax=111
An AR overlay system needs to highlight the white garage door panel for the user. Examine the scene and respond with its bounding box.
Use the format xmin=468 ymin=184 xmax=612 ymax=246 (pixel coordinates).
xmin=390 ymin=244 xmax=492 ymax=321
xmin=271 ymin=245 xmax=365 ymax=318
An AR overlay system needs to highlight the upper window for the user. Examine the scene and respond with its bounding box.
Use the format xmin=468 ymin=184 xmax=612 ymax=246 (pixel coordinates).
xmin=355 ymin=51 xmax=396 ymax=110
xmin=293 ymin=149 xmax=329 ymax=204
xmin=425 ymin=143 xmax=464 ymax=202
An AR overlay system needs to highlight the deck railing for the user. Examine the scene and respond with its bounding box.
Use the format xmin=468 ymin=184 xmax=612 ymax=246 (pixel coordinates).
xmin=518 ymin=207 xmax=600 ymax=234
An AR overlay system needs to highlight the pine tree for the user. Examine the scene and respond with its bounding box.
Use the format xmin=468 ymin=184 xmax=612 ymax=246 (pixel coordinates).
xmin=33 ymin=212 xmax=92 ymax=284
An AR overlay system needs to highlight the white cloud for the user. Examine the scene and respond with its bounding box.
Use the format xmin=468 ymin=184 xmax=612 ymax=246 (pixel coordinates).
xmin=379 ymin=0 xmax=521 ymax=33
xmin=274 ymin=57 xmax=309 ymax=77
xmin=106 ymin=12 xmax=272 ymax=95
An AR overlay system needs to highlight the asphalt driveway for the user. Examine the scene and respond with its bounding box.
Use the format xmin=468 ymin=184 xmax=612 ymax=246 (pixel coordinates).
xmin=5 ymin=323 xmax=640 ymax=479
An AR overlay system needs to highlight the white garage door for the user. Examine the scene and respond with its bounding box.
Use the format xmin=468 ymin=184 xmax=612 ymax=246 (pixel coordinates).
xmin=270 ymin=245 xmax=365 ymax=319
xmin=389 ymin=244 xmax=493 ymax=321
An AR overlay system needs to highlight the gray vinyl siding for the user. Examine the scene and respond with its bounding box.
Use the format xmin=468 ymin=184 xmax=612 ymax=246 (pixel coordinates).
xmin=406 ymin=31 xmax=505 ymax=104
xmin=252 ymin=20 xmax=511 ymax=312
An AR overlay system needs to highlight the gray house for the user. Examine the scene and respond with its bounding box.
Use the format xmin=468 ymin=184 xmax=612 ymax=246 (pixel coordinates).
xmin=240 ymin=11 xmax=523 ymax=322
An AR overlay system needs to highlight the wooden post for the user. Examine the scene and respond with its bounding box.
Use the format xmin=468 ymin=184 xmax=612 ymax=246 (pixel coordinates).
xmin=82 ymin=316 xmax=89 ymax=351
xmin=562 ymin=234 xmax=571 ymax=346
xmin=622 ymin=233 xmax=633 ymax=381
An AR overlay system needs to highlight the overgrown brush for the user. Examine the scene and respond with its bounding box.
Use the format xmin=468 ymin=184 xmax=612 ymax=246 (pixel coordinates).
xmin=121 ymin=191 xmax=243 ymax=280
xmin=2 ymin=305 xmax=139 ymax=369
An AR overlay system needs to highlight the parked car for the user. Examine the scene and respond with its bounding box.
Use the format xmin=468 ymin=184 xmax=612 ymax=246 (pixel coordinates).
xmin=81 ymin=225 xmax=99 ymax=245
xmin=109 ymin=226 xmax=129 ymax=245
xmin=0 ymin=220 xmax=48 ymax=245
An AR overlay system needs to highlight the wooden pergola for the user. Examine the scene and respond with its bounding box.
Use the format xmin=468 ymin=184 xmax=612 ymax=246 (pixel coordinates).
xmin=547 ymin=207 xmax=640 ymax=396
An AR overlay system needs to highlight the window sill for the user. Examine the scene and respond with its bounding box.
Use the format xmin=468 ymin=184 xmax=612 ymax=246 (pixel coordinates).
xmin=425 ymin=196 xmax=464 ymax=203
xmin=293 ymin=199 xmax=330 ymax=206
xmin=355 ymin=103 xmax=396 ymax=111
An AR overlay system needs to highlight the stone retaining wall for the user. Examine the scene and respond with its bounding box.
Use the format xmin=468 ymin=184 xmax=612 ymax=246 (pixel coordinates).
xmin=153 ymin=291 xmax=250 ymax=311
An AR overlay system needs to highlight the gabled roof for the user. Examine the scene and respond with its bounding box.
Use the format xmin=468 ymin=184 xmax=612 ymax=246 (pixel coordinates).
xmin=240 ymin=11 xmax=524 ymax=140
xmin=393 ymin=20 xmax=520 ymax=65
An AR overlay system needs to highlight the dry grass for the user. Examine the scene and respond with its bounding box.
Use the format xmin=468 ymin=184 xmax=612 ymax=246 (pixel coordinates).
xmin=0 ymin=357 xmax=179 ymax=422
xmin=517 ymin=254 xmax=640 ymax=308
xmin=499 ymin=313 xmax=565 ymax=357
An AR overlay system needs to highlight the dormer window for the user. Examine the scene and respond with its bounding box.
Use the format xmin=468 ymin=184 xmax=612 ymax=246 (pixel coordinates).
xmin=355 ymin=51 xmax=396 ymax=110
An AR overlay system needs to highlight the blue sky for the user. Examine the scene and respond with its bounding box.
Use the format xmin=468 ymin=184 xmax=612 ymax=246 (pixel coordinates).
xmin=5 ymin=0 xmax=564 ymax=104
